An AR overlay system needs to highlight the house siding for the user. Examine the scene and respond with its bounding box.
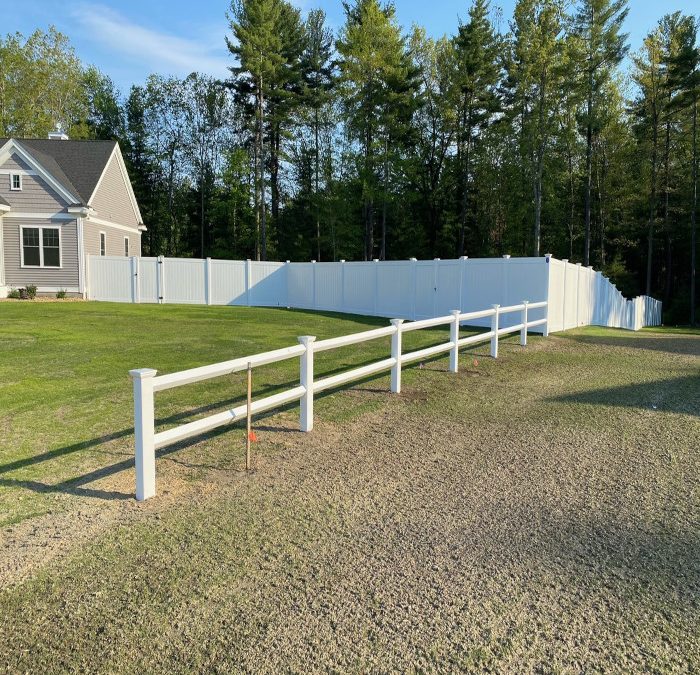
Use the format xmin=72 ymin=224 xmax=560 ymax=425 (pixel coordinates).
xmin=0 ymin=152 xmax=70 ymax=213
xmin=90 ymin=154 xmax=140 ymax=228
xmin=84 ymin=221 xmax=141 ymax=258
xmin=3 ymin=217 xmax=79 ymax=288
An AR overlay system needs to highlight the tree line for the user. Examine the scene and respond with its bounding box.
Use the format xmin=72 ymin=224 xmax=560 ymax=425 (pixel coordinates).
xmin=0 ymin=1 xmax=698 ymax=323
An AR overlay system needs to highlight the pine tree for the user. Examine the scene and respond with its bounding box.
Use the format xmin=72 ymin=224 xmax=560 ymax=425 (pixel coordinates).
xmin=453 ymin=0 xmax=502 ymax=256
xmin=670 ymin=16 xmax=700 ymax=324
xmin=227 ymin=0 xmax=286 ymax=260
xmin=300 ymin=9 xmax=335 ymax=260
xmin=573 ymin=0 xmax=629 ymax=267
xmin=336 ymin=0 xmax=417 ymax=260
xmin=506 ymin=0 xmax=567 ymax=256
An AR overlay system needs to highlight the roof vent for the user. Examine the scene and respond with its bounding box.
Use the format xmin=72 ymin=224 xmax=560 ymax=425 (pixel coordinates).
xmin=48 ymin=124 xmax=69 ymax=141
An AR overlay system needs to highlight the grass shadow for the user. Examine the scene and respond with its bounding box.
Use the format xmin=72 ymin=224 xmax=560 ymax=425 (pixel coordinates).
xmin=547 ymin=374 xmax=700 ymax=417
xmin=564 ymin=333 xmax=700 ymax=357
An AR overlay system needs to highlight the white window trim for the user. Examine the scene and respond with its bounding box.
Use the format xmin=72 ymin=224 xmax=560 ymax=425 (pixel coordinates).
xmin=19 ymin=225 xmax=62 ymax=269
xmin=124 ymin=236 xmax=130 ymax=257
xmin=10 ymin=173 xmax=22 ymax=191
xmin=99 ymin=231 xmax=107 ymax=256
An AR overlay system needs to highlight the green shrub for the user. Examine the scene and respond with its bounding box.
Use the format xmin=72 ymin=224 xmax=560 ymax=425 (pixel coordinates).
xmin=7 ymin=288 xmax=21 ymax=300
xmin=25 ymin=285 xmax=37 ymax=300
xmin=56 ymin=289 xmax=67 ymax=299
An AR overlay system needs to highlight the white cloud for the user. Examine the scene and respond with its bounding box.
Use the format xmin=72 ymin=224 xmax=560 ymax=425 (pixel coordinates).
xmin=71 ymin=4 xmax=231 ymax=79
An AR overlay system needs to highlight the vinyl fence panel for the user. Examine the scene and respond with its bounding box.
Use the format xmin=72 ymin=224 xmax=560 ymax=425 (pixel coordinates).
xmin=88 ymin=254 xmax=662 ymax=332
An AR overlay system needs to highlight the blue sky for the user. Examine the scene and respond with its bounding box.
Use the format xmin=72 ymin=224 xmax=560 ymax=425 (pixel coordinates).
xmin=4 ymin=1 xmax=698 ymax=93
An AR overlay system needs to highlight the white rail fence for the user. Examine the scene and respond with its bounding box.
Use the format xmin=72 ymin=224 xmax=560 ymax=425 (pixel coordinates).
xmin=130 ymin=301 xmax=548 ymax=500
xmin=89 ymin=254 xmax=661 ymax=332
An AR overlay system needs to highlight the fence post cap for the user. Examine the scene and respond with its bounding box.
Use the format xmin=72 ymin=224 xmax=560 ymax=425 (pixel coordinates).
xmin=576 ymin=262 xmax=582 ymax=266
xmin=522 ymin=300 xmax=529 ymax=305
xmin=129 ymin=368 xmax=158 ymax=380
xmin=562 ymin=258 xmax=569 ymax=263
xmin=390 ymin=318 xmax=404 ymax=327
xmin=451 ymin=309 xmax=461 ymax=317
xmin=492 ymin=304 xmax=500 ymax=309
xmin=409 ymin=257 xmax=417 ymax=261
xmin=340 ymin=259 xmax=346 ymax=263
xmin=502 ymin=254 xmax=511 ymax=259
xmin=298 ymin=335 xmax=316 ymax=346
xmin=459 ymin=255 xmax=469 ymax=260
xmin=434 ymin=257 xmax=441 ymax=261
xmin=373 ymin=258 xmax=379 ymax=262
xmin=286 ymin=260 xmax=291 ymax=264
xmin=311 ymin=260 xmax=317 ymax=264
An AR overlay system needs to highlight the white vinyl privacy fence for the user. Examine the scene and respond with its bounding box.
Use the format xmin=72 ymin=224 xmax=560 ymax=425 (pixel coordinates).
xmin=131 ymin=300 xmax=548 ymax=500
xmin=88 ymin=254 xmax=662 ymax=332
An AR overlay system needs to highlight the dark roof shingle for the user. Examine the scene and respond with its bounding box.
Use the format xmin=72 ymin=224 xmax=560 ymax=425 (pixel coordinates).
xmin=0 ymin=138 xmax=116 ymax=205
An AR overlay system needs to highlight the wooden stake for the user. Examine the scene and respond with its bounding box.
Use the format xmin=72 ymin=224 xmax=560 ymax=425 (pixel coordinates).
xmin=246 ymin=363 xmax=252 ymax=471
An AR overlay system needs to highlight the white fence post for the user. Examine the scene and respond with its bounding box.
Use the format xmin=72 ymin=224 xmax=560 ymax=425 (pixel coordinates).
xmin=311 ymin=260 xmax=317 ymax=310
xmin=157 ymin=255 xmax=165 ymax=304
xmin=458 ymin=256 xmax=468 ymax=312
xmin=390 ymin=319 xmax=404 ymax=393
xmin=340 ymin=260 xmax=346 ymax=312
xmin=449 ymin=310 xmax=460 ymax=373
xmin=131 ymin=256 xmax=140 ymax=304
xmin=130 ymin=368 xmax=157 ymax=501
xmin=491 ymin=304 xmax=500 ymax=358
xmin=410 ymin=258 xmax=418 ymax=320
xmin=373 ymin=259 xmax=380 ymax=316
xmin=561 ymin=259 xmax=568 ymax=331
xmin=520 ymin=301 xmax=529 ymax=346
xmin=298 ymin=336 xmax=316 ymax=432
xmin=245 ymin=259 xmax=252 ymax=306
xmin=543 ymin=301 xmax=550 ymax=337
xmin=205 ymin=257 xmax=212 ymax=306
xmin=575 ymin=262 xmax=582 ymax=326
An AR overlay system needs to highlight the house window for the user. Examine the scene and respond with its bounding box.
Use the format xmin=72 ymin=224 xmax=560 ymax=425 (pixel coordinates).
xmin=124 ymin=237 xmax=130 ymax=257
xmin=100 ymin=232 xmax=106 ymax=256
xmin=10 ymin=173 xmax=22 ymax=191
xmin=21 ymin=226 xmax=60 ymax=268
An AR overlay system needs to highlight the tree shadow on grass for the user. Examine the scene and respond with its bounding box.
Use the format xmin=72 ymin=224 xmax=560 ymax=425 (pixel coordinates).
xmin=564 ymin=333 xmax=700 ymax=357
xmin=547 ymin=374 xmax=700 ymax=417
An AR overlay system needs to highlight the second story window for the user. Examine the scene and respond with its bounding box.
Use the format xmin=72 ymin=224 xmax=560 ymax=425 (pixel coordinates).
xmin=10 ymin=174 xmax=21 ymax=190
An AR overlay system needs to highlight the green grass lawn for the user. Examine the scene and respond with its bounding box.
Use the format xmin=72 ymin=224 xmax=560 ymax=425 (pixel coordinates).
xmin=0 ymin=301 xmax=477 ymax=526
xmin=1 ymin=303 xmax=698 ymax=672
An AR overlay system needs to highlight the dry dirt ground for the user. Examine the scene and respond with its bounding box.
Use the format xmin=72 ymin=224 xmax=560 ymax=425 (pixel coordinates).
xmin=1 ymin=329 xmax=698 ymax=672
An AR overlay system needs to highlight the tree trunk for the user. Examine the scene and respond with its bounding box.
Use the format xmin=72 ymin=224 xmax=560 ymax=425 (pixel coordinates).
xmin=691 ymin=98 xmax=698 ymax=326
xmin=584 ymin=83 xmax=593 ymax=267
xmin=646 ymin=105 xmax=658 ymax=296
xmin=663 ymin=111 xmax=672 ymax=307
xmin=314 ymin=107 xmax=321 ymax=261
xmin=380 ymin=137 xmax=388 ymax=260
xmin=259 ymin=80 xmax=267 ymax=261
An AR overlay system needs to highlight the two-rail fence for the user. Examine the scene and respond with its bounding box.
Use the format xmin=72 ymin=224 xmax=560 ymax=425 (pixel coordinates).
xmin=130 ymin=301 xmax=548 ymax=500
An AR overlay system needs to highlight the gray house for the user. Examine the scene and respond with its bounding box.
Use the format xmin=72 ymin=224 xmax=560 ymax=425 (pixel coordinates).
xmin=0 ymin=132 xmax=144 ymax=297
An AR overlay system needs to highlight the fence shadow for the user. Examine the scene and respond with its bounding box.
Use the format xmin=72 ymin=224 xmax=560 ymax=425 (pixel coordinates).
xmin=547 ymin=374 xmax=700 ymax=417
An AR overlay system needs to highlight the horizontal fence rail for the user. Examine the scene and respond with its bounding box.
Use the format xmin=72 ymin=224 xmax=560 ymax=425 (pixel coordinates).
xmin=130 ymin=301 xmax=548 ymax=500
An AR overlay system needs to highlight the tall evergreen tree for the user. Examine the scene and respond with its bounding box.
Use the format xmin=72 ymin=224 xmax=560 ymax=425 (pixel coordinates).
xmin=227 ymin=0 xmax=287 ymax=260
xmin=453 ymin=0 xmax=501 ymax=256
xmin=573 ymin=0 xmax=629 ymax=267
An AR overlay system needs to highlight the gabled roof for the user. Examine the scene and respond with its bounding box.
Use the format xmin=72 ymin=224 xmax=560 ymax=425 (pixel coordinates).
xmin=0 ymin=138 xmax=117 ymax=206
